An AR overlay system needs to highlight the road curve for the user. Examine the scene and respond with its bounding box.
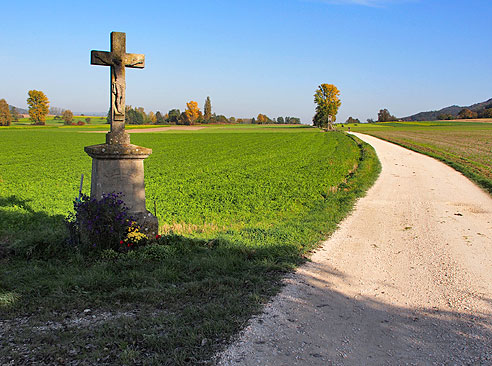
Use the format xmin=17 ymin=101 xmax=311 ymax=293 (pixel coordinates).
xmin=217 ymin=133 xmax=492 ymax=365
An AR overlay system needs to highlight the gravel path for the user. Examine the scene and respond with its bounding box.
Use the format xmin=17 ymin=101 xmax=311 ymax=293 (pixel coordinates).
xmin=217 ymin=133 xmax=492 ymax=365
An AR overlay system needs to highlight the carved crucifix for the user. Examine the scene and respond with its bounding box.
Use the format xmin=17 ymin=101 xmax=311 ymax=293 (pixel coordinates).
xmin=91 ymin=32 xmax=145 ymax=145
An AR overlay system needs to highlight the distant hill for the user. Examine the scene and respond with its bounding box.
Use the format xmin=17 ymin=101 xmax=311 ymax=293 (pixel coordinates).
xmin=401 ymin=98 xmax=492 ymax=121
xmin=8 ymin=105 xmax=28 ymax=114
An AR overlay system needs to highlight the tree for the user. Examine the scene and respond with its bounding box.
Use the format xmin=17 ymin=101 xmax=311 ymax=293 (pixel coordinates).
xmin=377 ymin=109 xmax=397 ymax=122
xmin=277 ymin=116 xmax=285 ymax=124
xmin=256 ymin=114 xmax=270 ymax=124
xmin=11 ymin=107 xmax=20 ymax=122
xmin=367 ymin=118 xmax=375 ymax=123
xmin=125 ymin=106 xmax=144 ymax=125
xmin=168 ymin=109 xmax=180 ymax=124
xmin=216 ymin=115 xmax=228 ymax=123
xmin=182 ymin=101 xmax=201 ymax=125
xmin=147 ymin=111 xmax=156 ymax=124
xmin=204 ymin=96 xmax=212 ymax=121
xmin=346 ymin=116 xmax=360 ymax=124
xmin=62 ymin=110 xmax=74 ymax=124
xmin=229 ymin=116 xmax=236 ymax=123
xmin=313 ymin=84 xmax=341 ymax=129
xmin=155 ymin=111 xmax=165 ymax=124
xmin=0 ymin=99 xmax=12 ymax=126
xmin=457 ymin=108 xmax=477 ymax=119
xmin=480 ymin=108 xmax=492 ymax=119
xmin=27 ymin=90 xmax=50 ymax=125
xmin=285 ymin=116 xmax=301 ymax=124
xmin=437 ymin=113 xmax=453 ymax=120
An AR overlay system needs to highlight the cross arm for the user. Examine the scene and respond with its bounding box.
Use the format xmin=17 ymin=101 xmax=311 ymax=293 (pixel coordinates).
xmin=125 ymin=53 xmax=145 ymax=69
xmin=91 ymin=50 xmax=113 ymax=66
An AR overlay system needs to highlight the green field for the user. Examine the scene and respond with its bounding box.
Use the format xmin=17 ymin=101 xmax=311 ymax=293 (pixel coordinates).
xmin=0 ymin=125 xmax=380 ymax=364
xmin=10 ymin=115 xmax=108 ymax=126
xmin=339 ymin=120 xmax=492 ymax=194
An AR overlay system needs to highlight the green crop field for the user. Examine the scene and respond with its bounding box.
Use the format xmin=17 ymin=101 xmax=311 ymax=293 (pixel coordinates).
xmin=11 ymin=115 xmax=108 ymax=126
xmin=339 ymin=120 xmax=492 ymax=194
xmin=0 ymin=125 xmax=380 ymax=365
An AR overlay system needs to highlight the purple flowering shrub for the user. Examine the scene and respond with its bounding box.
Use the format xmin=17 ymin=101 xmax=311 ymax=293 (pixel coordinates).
xmin=66 ymin=192 xmax=135 ymax=252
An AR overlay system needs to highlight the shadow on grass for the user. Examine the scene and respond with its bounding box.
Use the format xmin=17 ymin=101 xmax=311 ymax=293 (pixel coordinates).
xmin=0 ymin=195 xmax=67 ymax=258
xmin=0 ymin=229 xmax=302 ymax=365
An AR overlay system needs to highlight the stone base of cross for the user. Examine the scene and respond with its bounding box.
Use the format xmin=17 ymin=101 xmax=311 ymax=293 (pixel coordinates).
xmin=84 ymin=143 xmax=159 ymax=237
xmin=84 ymin=32 xmax=158 ymax=237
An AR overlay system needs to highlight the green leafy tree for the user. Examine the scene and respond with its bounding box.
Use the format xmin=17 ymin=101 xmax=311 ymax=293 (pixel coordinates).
xmin=216 ymin=115 xmax=228 ymax=123
xmin=313 ymin=84 xmax=341 ymax=129
xmin=155 ymin=111 xmax=165 ymax=124
xmin=168 ymin=109 xmax=180 ymax=124
xmin=285 ymin=117 xmax=301 ymax=124
xmin=277 ymin=116 xmax=285 ymax=124
xmin=346 ymin=116 xmax=360 ymax=124
xmin=204 ymin=96 xmax=212 ymax=121
xmin=125 ymin=106 xmax=144 ymax=125
xmin=0 ymin=99 xmax=12 ymax=126
xmin=27 ymin=90 xmax=50 ymax=125
xmin=62 ymin=110 xmax=74 ymax=125
xmin=377 ymin=109 xmax=397 ymax=122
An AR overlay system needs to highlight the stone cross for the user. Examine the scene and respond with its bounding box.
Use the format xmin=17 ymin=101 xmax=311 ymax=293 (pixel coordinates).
xmin=85 ymin=31 xmax=158 ymax=237
xmin=91 ymin=31 xmax=145 ymax=145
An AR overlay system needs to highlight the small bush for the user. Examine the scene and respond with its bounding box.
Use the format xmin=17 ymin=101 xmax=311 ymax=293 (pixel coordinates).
xmin=65 ymin=193 xmax=146 ymax=253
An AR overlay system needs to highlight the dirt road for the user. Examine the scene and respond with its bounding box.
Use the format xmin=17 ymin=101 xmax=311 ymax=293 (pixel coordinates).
xmin=217 ymin=133 xmax=492 ymax=365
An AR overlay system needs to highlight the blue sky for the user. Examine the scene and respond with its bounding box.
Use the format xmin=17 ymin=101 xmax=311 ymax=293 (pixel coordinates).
xmin=1 ymin=0 xmax=491 ymax=123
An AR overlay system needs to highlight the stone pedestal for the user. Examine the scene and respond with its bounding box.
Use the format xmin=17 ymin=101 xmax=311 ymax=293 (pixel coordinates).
xmin=84 ymin=142 xmax=159 ymax=237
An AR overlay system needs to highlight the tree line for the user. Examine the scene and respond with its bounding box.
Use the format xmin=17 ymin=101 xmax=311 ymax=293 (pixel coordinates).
xmin=1 ymin=92 xmax=302 ymax=127
xmin=438 ymin=108 xmax=492 ymax=120
xmin=114 ymin=96 xmax=301 ymax=125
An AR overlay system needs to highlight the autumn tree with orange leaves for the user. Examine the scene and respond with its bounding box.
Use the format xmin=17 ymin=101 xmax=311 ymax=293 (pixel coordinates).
xmin=313 ymin=84 xmax=341 ymax=130
xmin=27 ymin=90 xmax=50 ymax=125
xmin=181 ymin=101 xmax=202 ymax=125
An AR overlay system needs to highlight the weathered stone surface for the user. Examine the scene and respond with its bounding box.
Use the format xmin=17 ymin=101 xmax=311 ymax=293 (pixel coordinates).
xmin=87 ymin=32 xmax=157 ymax=236
xmin=90 ymin=31 xmax=145 ymax=145
xmin=84 ymin=143 xmax=152 ymax=159
xmin=85 ymin=143 xmax=158 ymax=236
